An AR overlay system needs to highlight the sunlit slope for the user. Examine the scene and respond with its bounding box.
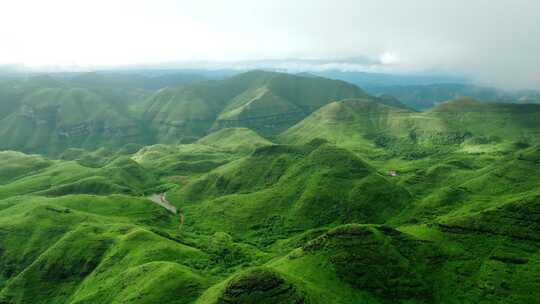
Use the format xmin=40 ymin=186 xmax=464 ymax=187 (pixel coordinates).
xmin=199 ymin=221 xmax=540 ymax=304
xmin=268 ymin=224 xmax=438 ymax=304
xmin=132 ymin=143 xmax=236 ymax=178
xmin=280 ymin=97 xmax=540 ymax=157
xmin=0 ymin=195 xmax=210 ymax=304
xmin=196 ymin=128 xmax=272 ymax=154
xmin=142 ymin=70 xmax=372 ymax=142
xmin=171 ymin=141 xmax=411 ymax=241
xmin=0 ymin=151 xmax=52 ymax=185
xmin=197 ymin=267 xmax=313 ymax=304
xmin=131 ymin=128 xmax=272 ymax=182
xmin=397 ymin=145 xmax=540 ymax=223
xmin=0 ymin=155 xmax=158 ymax=199
xmin=199 ymin=224 xmax=439 ymax=304
xmin=426 ymin=97 xmax=540 ymax=143
xmin=279 ymin=98 xmax=417 ymax=154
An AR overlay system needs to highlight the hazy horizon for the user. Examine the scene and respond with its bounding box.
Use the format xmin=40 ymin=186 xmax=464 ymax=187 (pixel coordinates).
xmin=1 ymin=0 xmax=539 ymax=89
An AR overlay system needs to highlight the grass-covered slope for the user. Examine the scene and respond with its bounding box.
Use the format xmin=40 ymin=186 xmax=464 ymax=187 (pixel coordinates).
xmin=2 ymin=77 xmax=540 ymax=303
xmin=0 ymin=154 xmax=159 ymax=199
xmin=0 ymin=87 xmax=150 ymax=154
xmin=280 ymin=97 xmax=540 ymax=159
xmin=1 ymin=144 xmax=540 ymax=303
xmin=196 ymin=128 xmax=272 ymax=154
xmin=269 ymin=224 xmax=438 ymax=303
xmin=132 ymin=143 xmax=237 ymax=179
xmin=131 ymin=128 xmax=272 ymax=179
xmin=142 ymin=70 xmax=371 ymax=142
xmin=426 ymin=97 xmax=540 ymax=143
xmin=0 ymin=151 xmax=52 ymax=185
xmin=170 ymin=141 xmax=411 ymax=242
xmin=198 ymin=267 xmax=310 ymax=304
xmin=0 ymin=195 xmax=211 ymax=304
xmin=279 ymin=98 xmax=415 ymax=155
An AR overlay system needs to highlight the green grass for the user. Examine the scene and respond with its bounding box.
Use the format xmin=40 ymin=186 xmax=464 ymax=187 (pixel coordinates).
xmin=0 ymin=194 xmax=214 ymax=303
xmin=2 ymin=79 xmax=540 ymax=303
xmin=0 ymin=155 xmax=159 ymax=199
xmin=142 ymin=70 xmax=371 ymax=142
xmin=279 ymin=97 xmax=540 ymax=161
xmin=169 ymin=142 xmax=411 ymax=245
xmin=196 ymin=128 xmax=272 ymax=154
xmin=0 ymin=151 xmax=52 ymax=185
xmin=0 ymin=87 xmax=152 ymax=155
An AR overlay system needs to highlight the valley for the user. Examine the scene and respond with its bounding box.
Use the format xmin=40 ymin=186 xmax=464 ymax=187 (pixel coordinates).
xmin=0 ymin=70 xmax=539 ymax=304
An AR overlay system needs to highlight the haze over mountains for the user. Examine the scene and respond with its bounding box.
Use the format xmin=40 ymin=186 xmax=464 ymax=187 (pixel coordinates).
xmin=0 ymin=70 xmax=387 ymax=153
xmin=0 ymin=67 xmax=540 ymax=303
xmin=1 ymin=0 xmax=539 ymax=302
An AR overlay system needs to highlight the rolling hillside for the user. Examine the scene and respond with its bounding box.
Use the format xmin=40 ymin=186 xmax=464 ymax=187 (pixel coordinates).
xmin=142 ymin=70 xmax=373 ymax=142
xmin=0 ymin=87 xmax=151 ymax=154
xmin=1 ymin=71 xmax=540 ymax=304
xmin=280 ymin=97 xmax=540 ymax=158
xmin=170 ymin=141 xmax=411 ymax=242
xmin=367 ymin=83 xmax=516 ymax=110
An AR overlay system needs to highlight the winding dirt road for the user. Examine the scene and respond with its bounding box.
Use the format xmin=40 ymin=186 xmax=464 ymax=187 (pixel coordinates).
xmin=148 ymin=193 xmax=184 ymax=228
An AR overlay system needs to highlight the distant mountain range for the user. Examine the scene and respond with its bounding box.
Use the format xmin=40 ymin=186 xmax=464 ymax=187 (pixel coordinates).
xmin=0 ymin=70 xmax=407 ymax=154
xmin=1 ymin=69 xmax=539 ymax=154
xmin=1 ymin=68 xmax=540 ymax=303
xmin=365 ymin=83 xmax=540 ymax=110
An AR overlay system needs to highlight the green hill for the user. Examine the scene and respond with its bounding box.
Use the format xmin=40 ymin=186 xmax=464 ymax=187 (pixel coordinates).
xmin=279 ymin=98 xmax=415 ymax=155
xmin=0 ymin=195 xmax=210 ymax=304
xmin=0 ymin=87 xmax=151 ymax=154
xmin=280 ymin=97 xmax=540 ymax=158
xmin=426 ymin=97 xmax=540 ymax=143
xmin=367 ymin=83 xmax=517 ymax=110
xmin=0 ymin=154 xmax=159 ymax=199
xmin=0 ymin=151 xmax=52 ymax=185
xmin=0 ymin=76 xmax=66 ymax=120
xmin=170 ymin=141 xmax=411 ymax=243
xmin=142 ymin=71 xmax=372 ymax=142
xmin=131 ymin=143 xmax=237 ymax=179
xmin=2 ymin=72 xmax=540 ymax=303
xmin=269 ymin=224 xmax=438 ymax=303
xmin=196 ymin=128 xmax=272 ymax=154
xmin=131 ymin=127 xmax=274 ymax=183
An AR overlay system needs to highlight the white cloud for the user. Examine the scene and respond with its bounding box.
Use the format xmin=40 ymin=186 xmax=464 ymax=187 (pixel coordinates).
xmin=380 ymin=52 xmax=400 ymax=65
xmin=0 ymin=0 xmax=539 ymax=89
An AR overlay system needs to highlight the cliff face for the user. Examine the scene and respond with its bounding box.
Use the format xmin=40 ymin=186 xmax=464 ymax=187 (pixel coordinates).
xmin=211 ymin=110 xmax=308 ymax=136
xmin=0 ymin=71 xmax=383 ymax=152
xmin=143 ymin=71 xmax=371 ymax=142
xmin=0 ymin=88 xmax=150 ymax=154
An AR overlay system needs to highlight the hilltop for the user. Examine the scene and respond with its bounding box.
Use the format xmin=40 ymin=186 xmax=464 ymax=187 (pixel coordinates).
xmin=0 ymin=87 xmax=151 ymax=154
xmin=1 ymin=71 xmax=540 ymax=303
xmin=0 ymin=70 xmax=409 ymax=154
xmin=196 ymin=128 xmax=272 ymax=154
xmin=170 ymin=141 xmax=411 ymax=242
xmin=280 ymin=97 xmax=540 ymax=158
xmin=142 ymin=70 xmax=373 ymax=142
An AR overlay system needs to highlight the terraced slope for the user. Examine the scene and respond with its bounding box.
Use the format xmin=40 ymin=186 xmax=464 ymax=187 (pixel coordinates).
xmin=1 ymin=77 xmax=540 ymax=303
xmin=1 ymin=144 xmax=540 ymax=303
xmin=0 ymin=155 xmax=158 ymax=199
xmin=170 ymin=141 xmax=411 ymax=242
xmin=0 ymin=87 xmax=150 ymax=154
xmin=142 ymin=70 xmax=374 ymax=142
xmin=196 ymin=128 xmax=272 ymax=154
xmin=0 ymin=195 xmax=210 ymax=304
xmin=280 ymin=97 xmax=540 ymax=158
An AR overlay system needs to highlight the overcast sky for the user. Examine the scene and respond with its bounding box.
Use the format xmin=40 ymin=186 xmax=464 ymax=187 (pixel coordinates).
xmin=1 ymin=0 xmax=539 ymax=89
